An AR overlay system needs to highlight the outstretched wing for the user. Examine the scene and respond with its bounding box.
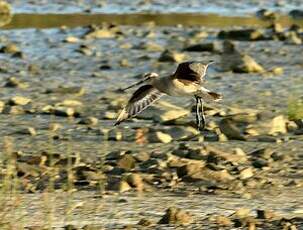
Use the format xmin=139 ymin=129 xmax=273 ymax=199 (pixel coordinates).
xmin=115 ymin=85 xmax=163 ymax=125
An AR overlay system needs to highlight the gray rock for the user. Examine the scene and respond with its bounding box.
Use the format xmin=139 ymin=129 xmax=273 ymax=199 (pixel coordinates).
xmin=0 ymin=43 xmax=20 ymax=54
xmin=184 ymin=42 xmax=220 ymax=53
xmin=221 ymin=40 xmax=265 ymax=73
xmin=218 ymin=29 xmax=265 ymax=41
xmin=147 ymin=131 xmax=172 ymax=143
xmin=158 ymin=49 xmax=186 ymax=63
xmin=78 ymin=116 xmax=99 ymax=126
xmin=16 ymin=127 xmax=37 ymax=136
xmin=245 ymin=115 xmax=287 ymax=136
xmin=158 ymin=207 xmax=193 ymax=225
xmin=239 ymin=167 xmax=254 ymax=180
xmin=9 ymin=96 xmax=31 ymax=106
xmin=4 ymin=77 xmax=28 ymax=88
xmin=219 ymin=118 xmax=246 ymax=140
xmin=165 ymin=126 xmax=199 ymax=140
xmin=289 ymin=10 xmax=303 ymax=19
xmin=53 ymin=106 xmax=76 ymax=117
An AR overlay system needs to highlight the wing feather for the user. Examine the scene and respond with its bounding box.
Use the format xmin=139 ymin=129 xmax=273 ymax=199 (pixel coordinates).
xmin=115 ymin=85 xmax=163 ymax=125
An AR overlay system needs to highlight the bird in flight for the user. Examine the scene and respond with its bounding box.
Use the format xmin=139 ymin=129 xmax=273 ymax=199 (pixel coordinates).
xmin=115 ymin=61 xmax=222 ymax=130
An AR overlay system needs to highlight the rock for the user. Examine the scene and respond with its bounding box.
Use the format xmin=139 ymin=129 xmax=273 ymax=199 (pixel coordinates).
xmin=136 ymin=42 xmax=164 ymax=52
xmin=230 ymin=113 xmax=258 ymax=123
xmin=245 ymin=115 xmax=287 ymax=136
xmin=218 ymin=29 xmax=265 ymax=41
xmin=239 ymin=167 xmax=254 ymax=180
xmin=289 ymin=10 xmax=303 ymax=19
xmin=256 ymin=9 xmax=278 ymax=21
xmin=58 ymin=99 xmax=83 ymax=107
xmin=256 ymin=209 xmax=276 ymax=219
xmin=165 ymin=126 xmax=199 ymax=140
xmin=233 ymin=208 xmax=251 ymax=219
xmin=211 ymin=215 xmax=232 ymax=226
xmin=206 ymin=146 xmax=248 ymax=164
xmin=64 ymin=36 xmax=80 ymax=43
xmin=117 ymin=154 xmax=136 ymax=170
xmin=84 ymin=25 xmax=116 ymax=39
xmin=78 ymin=116 xmax=98 ymax=126
xmin=0 ymin=43 xmax=20 ymax=54
xmin=221 ymin=40 xmax=265 ymax=73
xmin=137 ymin=218 xmax=153 ymax=226
xmin=108 ymin=129 xmax=123 ymax=141
xmin=254 ymin=135 xmax=281 ymax=142
xmin=184 ymin=42 xmax=220 ymax=53
xmin=268 ymin=22 xmax=284 ymax=33
xmin=46 ymin=86 xmax=85 ymax=95
xmin=219 ymin=118 xmax=246 ymax=140
xmin=158 ymin=49 xmax=186 ymax=63
xmin=0 ymin=100 xmax=4 ymax=113
xmin=158 ymin=207 xmax=193 ymax=225
xmin=103 ymin=111 xmax=116 ymax=120
xmin=77 ymin=44 xmax=93 ymax=56
xmin=125 ymin=173 xmax=144 ymax=191
xmin=285 ymin=31 xmax=302 ymax=45
xmin=147 ymin=131 xmax=172 ymax=143
xmin=118 ymin=180 xmax=132 ymax=192
xmin=4 ymin=77 xmax=28 ymax=88
xmin=53 ymin=107 xmax=76 ymax=117
xmin=287 ymin=121 xmax=298 ymax=132
xmin=0 ymin=1 xmax=11 ymax=15
xmin=133 ymin=151 xmax=150 ymax=162
xmin=271 ymin=67 xmax=284 ymax=75
xmin=177 ymin=163 xmax=234 ymax=182
xmin=2 ymin=105 xmax=25 ymax=115
xmin=233 ymin=217 xmax=257 ymax=229
xmin=250 ymin=148 xmax=275 ymax=159
xmin=252 ymin=158 xmax=268 ymax=168
xmin=17 ymin=127 xmax=37 ymax=136
xmin=9 ymin=96 xmax=31 ymax=106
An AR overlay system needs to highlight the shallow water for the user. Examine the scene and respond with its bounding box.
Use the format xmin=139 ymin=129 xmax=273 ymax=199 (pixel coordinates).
xmin=8 ymin=0 xmax=303 ymax=15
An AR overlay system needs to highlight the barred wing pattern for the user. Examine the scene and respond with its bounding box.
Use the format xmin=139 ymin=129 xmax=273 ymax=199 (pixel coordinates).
xmin=115 ymin=85 xmax=163 ymax=125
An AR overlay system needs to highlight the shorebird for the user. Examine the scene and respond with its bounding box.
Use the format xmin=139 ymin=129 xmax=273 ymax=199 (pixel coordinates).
xmin=115 ymin=61 xmax=222 ymax=130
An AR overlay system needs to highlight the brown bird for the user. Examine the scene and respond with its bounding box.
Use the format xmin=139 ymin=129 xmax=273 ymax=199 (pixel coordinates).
xmin=115 ymin=61 xmax=222 ymax=130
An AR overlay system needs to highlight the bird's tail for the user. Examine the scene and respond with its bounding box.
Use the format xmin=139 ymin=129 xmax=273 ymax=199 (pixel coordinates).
xmin=196 ymin=86 xmax=223 ymax=102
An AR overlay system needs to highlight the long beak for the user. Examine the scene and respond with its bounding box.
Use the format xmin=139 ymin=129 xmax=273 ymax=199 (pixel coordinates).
xmin=205 ymin=60 xmax=215 ymax=69
xmin=121 ymin=78 xmax=149 ymax=91
xmin=121 ymin=72 xmax=158 ymax=91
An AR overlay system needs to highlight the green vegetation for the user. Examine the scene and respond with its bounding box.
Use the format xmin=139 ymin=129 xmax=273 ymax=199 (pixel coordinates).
xmin=288 ymin=97 xmax=303 ymax=120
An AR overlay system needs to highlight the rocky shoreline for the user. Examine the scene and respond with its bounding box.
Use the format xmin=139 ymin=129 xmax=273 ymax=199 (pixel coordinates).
xmin=0 ymin=1 xmax=302 ymax=228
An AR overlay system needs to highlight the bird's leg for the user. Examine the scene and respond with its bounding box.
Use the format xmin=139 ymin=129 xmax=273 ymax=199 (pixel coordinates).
xmin=195 ymin=96 xmax=205 ymax=131
xmin=199 ymin=98 xmax=206 ymax=130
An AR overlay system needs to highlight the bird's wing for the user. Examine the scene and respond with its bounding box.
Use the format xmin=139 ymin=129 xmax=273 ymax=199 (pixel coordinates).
xmin=115 ymin=85 xmax=164 ymax=125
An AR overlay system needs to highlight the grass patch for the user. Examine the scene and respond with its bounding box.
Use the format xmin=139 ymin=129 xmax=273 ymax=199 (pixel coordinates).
xmin=288 ymin=98 xmax=303 ymax=120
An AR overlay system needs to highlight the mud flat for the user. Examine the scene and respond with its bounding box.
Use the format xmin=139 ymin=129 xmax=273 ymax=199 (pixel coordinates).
xmin=0 ymin=3 xmax=303 ymax=229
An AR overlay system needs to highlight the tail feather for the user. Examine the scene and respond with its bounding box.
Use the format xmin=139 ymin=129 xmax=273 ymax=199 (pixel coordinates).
xmin=208 ymin=92 xmax=223 ymax=101
xmin=196 ymin=86 xmax=223 ymax=102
